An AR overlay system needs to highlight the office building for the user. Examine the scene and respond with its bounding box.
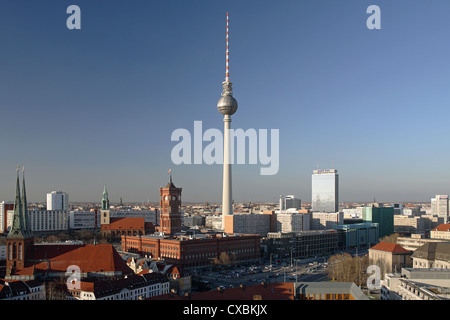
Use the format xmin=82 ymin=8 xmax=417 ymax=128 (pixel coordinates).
xmin=310 ymin=212 xmax=343 ymax=230
xmin=224 ymin=212 xmax=271 ymax=235
xmin=431 ymin=195 xmax=449 ymax=223
xmin=46 ymin=191 xmax=69 ymax=211
xmin=279 ymin=195 xmax=301 ymax=210
xmin=266 ymin=230 xmax=338 ymax=260
xmin=362 ymin=205 xmax=394 ymax=238
xmin=333 ymin=222 xmax=379 ymax=250
xmin=311 ymin=169 xmax=339 ymax=213
xmin=276 ymin=211 xmax=310 ymax=233
xmin=0 ymin=202 xmax=14 ymax=233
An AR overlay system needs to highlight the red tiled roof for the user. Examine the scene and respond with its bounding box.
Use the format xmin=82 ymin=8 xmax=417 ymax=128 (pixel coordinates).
xmin=13 ymin=244 xmax=133 ymax=276
xmin=370 ymin=242 xmax=410 ymax=254
xmin=432 ymin=224 xmax=450 ymax=232
xmin=101 ymin=217 xmax=146 ymax=231
xmin=150 ymin=282 xmax=295 ymax=300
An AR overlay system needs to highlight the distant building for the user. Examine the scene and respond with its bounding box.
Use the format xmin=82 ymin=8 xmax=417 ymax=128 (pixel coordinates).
xmin=205 ymin=215 xmax=223 ymax=230
xmin=275 ymin=211 xmax=310 ymax=233
xmin=28 ymin=209 xmax=69 ymax=233
xmin=100 ymin=217 xmax=154 ymax=240
xmin=183 ymin=215 xmax=205 ymax=227
xmin=431 ymin=195 xmax=449 ymax=223
xmin=311 ymin=169 xmax=339 ymax=213
xmin=0 ymin=202 xmax=14 ymax=234
xmin=362 ymin=205 xmax=394 ymax=238
xmin=69 ymin=210 xmax=99 ymax=230
xmin=46 ymin=191 xmax=69 ymax=211
xmin=310 ymin=212 xmax=343 ymax=230
xmin=279 ymin=195 xmax=301 ymax=211
xmin=394 ymin=215 xmax=427 ymax=234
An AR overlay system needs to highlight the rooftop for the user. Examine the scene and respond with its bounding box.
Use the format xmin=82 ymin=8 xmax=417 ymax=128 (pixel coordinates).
xmin=370 ymin=242 xmax=410 ymax=254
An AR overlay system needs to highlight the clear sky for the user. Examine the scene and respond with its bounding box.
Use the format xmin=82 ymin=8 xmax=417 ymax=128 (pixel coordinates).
xmin=1 ymin=0 xmax=450 ymax=204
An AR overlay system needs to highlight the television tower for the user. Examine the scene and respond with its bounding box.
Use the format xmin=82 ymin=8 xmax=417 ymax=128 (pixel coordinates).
xmin=217 ymin=12 xmax=238 ymax=228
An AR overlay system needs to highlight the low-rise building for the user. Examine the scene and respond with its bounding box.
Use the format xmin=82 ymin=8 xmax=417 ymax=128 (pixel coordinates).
xmin=381 ymin=268 xmax=450 ymax=300
xmin=0 ymin=279 xmax=45 ymax=300
xmin=121 ymin=232 xmax=261 ymax=268
xmin=266 ymin=230 xmax=338 ymax=260
xmin=397 ymin=233 xmax=449 ymax=252
xmin=368 ymin=242 xmax=412 ymax=275
xmin=411 ymin=242 xmax=450 ymax=269
xmin=295 ymin=282 xmax=369 ymax=300
xmin=68 ymin=273 xmax=169 ymax=300
xmin=430 ymin=224 xmax=450 ymax=240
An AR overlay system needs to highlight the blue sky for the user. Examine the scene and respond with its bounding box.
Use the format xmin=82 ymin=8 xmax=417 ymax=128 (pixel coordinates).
xmin=1 ymin=0 xmax=450 ymax=204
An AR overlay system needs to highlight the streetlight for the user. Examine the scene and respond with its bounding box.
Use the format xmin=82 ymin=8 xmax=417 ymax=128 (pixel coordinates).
xmin=270 ymin=253 xmax=273 ymax=270
xmin=290 ymin=249 xmax=293 ymax=267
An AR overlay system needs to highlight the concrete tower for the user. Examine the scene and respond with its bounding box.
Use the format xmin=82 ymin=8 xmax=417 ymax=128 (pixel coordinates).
xmin=217 ymin=12 xmax=238 ymax=229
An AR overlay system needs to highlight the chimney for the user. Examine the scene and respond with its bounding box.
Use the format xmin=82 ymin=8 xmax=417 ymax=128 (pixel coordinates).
xmin=240 ymin=284 xmax=245 ymax=290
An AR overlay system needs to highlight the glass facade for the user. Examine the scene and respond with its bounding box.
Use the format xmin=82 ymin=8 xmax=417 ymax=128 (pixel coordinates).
xmin=311 ymin=169 xmax=339 ymax=213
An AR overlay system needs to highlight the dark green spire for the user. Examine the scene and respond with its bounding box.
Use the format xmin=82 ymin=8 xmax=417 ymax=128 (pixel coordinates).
xmin=102 ymin=184 xmax=110 ymax=210
xmin=8 ymin=166 xmax=30 ymax=239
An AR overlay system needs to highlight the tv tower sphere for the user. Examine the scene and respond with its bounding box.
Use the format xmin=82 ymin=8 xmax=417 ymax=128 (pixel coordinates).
xmin=217 ymin=81 xmax=238 ymax=116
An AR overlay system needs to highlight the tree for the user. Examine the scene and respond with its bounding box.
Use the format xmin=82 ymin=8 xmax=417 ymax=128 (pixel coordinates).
xmin=327 ymin=252 xmax=370 ymax=287
xmin=379 ymin=233 xmax=399 ymax=244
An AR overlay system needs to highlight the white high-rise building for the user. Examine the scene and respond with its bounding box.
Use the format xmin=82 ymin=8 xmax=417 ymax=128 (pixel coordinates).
xmin=312 ymin=169 xmax=339 ymax=213
xmin=431 ymin=195 xmax=449 ymax=223
xmin=0 ymin=201 xmax=14 ymax=233
xmin=47 ymin=191 xmax=69 ymax=211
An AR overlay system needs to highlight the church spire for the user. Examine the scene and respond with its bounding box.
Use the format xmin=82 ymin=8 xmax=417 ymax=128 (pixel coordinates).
xmin=102 ymin=184 xmax=110 ymax=210
xmin=8 ymin=166 xmax=30 ymax=239
xmin=21 ymin=167 xmax=31 ymax=237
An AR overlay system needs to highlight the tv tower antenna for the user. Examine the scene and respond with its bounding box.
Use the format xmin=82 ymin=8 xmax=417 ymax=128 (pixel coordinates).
xmin=226 ymin=12 xmax=230 ymax=82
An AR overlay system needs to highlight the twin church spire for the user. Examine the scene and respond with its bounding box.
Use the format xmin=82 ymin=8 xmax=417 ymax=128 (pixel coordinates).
xmin=8 ymin=166 xmax=32 ymax=240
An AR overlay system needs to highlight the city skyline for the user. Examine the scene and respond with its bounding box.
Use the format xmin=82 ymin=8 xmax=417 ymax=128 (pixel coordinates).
xmin=2 ymin=1 xmax=450 ymax=203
